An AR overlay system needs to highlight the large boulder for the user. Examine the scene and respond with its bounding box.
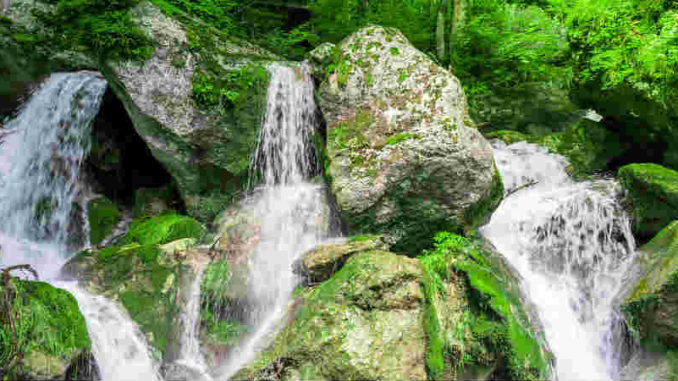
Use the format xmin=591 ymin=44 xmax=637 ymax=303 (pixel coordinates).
xmin=102 ymin=2 xmax=280 ymax=221
xmin=232 ymin=234 xmax=551 ymax=381
xmin=233 ymin=249 xmax=429 ymax=381
xmin=618 ymin=163 xmax=678 ymax=241
xmin=311 ymin=26 xmax=502 ymax=253
xmin=0 ymin=279 xmax=97 ymax=380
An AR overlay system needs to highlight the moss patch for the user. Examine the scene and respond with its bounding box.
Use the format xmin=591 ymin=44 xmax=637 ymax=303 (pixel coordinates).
xmin=87 ymin=197 xmax=120 ymax=246
xmin=122 ymin=213 xmax=206 ymax=246
xmin=1 ymin=280 xmax=91 ymax=379
xmin=618 ymin=163 xmax=678 ymax=240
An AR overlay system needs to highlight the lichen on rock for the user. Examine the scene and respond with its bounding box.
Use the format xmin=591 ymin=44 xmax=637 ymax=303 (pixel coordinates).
xmin=311 ymin=25 xmax=502 ymax=254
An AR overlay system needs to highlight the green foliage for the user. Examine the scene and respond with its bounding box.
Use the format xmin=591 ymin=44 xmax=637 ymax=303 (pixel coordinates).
xmin=192 ymin=64 xmax=268 ymax=111
xmin=419 ymin=232 xmax=551 ymax=380
xmin=449 ymin=1 xmax=575 ymax=133
xmin=122 ymin=213 xmax=206 ymax=246
xmin=88 ymin=197 xmax=120 ymax=245
xmin=0 ymin=280 xmax=91 ymax=377
xmin=549 ymin=0 xmax=678 ymax=168
xmin=34 ymin=0 xmax=153 ymax=61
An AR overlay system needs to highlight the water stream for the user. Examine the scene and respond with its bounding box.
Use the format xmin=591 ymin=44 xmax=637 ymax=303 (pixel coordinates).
xmin=481 ymin=140 xmax=638 ymax=380
xmin=218 ymin=63 xmax=328 ymax=379
xmin=0 ymin=72 xmax=106 ymax=278
xmin=60 ymin=282 xmax=164 ymax=381
xmin=0 ymin=72 xmax=161 ymax=381
xmin=174 ymin=265 xmax=212 ymax=381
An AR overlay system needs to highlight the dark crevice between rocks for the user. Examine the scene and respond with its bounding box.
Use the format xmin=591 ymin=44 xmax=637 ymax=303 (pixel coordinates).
xmin=85 ymin=87 xmax=185 ymax=212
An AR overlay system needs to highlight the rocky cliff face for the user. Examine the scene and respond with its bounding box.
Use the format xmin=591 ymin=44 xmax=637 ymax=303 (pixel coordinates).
xmin=310 ymin=26 xmax=502 ymax=253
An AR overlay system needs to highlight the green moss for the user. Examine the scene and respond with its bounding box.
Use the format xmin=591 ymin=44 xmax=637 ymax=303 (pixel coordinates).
xmin=34 ymin=0 xmax=153 ymax=62
xmin=327 ymin=109 xmax=374 ymax=151
xmin=389 ymin=47 xmax=400 ymax=55
xmin=618 ymin=164 xmax=678 ymax=239
xmin=324 ymin=47 xmax=352 ymax=88
xmin=419 ymin=233 xmax=551 ymax=380
xmin=122 ymin=213 xmax=206 ymax=246
xmin=386 ymin=132 xmax=414 ymax=145
xmin=88 ymin=197 xmax=120 ymax=245
xmin=1 ymin=280 xmax=91 ymax=377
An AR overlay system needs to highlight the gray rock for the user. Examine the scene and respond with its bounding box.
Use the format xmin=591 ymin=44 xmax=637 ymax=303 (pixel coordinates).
xmin=312 ymin=25 xmax=502 ymax=253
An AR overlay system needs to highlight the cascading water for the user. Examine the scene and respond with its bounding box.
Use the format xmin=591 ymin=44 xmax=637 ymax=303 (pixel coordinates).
xmin=0 ymin=72 xmax=161 ymax=381
xmin=60 ymin=282 xmax=163 ymax=381
xmin=174 ymin=265 xmax=212 ymax=381
xmin=481 ymin=140 xmax=638 ymax=380
xmin=0 ymin=72 xmax=106 ymax=278
xmin=218 ymin=63 xmax=328 ymax=379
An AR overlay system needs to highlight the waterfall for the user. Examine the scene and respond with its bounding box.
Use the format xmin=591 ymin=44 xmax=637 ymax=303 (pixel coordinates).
xmin=481 ymin=141 xmax=637 ymax=380
xmin=218 ymin=63 xmax=327 ymax=379
xmin=174 ymin=266 xmax=212 ymax=381
xmin=60 ymin=282 xmax=163 ymax=381
xmin=0 ymin=72 xmax=106 ymax=279
xmin=0 ymin=72 xmax=161 ymax=381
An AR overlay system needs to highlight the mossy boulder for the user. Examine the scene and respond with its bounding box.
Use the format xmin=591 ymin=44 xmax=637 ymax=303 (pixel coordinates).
xmin=312 ymin=25 xmax=501 ymax=254
xmin=101 ymin=1 xmax=279 ymax=221
xmin=419 ymin=233 xmax=552 ymax=380
xmin=232 ymin=235 xmax=551 ymax=380
xmin=622 ymin=221 xmax=678 ymax=349
xmin=87 ymin=196 xmax=120 ymax=246
xmin=233 ymin=249 xmax=428 ymax=381
xmin=618 ymin=163 xmax=678 ymax=240
xmin=0 ymin=280 xmax=95 ymax=380
xmin=61 ymin=213 xmax=207 ymax=358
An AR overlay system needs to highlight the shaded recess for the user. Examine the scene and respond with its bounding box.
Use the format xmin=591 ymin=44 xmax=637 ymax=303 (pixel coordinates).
xmin=85 ymin=88 xmax=184 ymax=211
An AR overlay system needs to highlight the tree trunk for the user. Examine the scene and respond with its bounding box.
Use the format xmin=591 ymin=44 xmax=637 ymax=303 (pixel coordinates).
xmin=2 ymin=0 xmax=10 ymax=15
xmin=452 ymin=0 xmax=465 ymax=35
xmin=436 ymin=0 xmax=447 ymax=61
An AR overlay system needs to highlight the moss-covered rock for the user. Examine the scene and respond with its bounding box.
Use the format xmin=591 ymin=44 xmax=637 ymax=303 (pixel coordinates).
xmin=618 ymin=163 xmax=678 ymax=240
xmin=62 ymin=213 xmax=207 ymax=357
xmin=419 ymin=233 xmax=552 ymax=380
xmin=233 ymin=249 xmax=428 ymax=381
xmin=0 ymin=279 xmax=95 ymax=380
xmin=312 ymin=25 xmax=501 ymax=254
xmin=232 ymin=235 xmax=551 ymax=381
xmin=87 ymin=196 xmax=120 ymax=246
xmin=622 ymin=221 xmax=678 ymax=349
